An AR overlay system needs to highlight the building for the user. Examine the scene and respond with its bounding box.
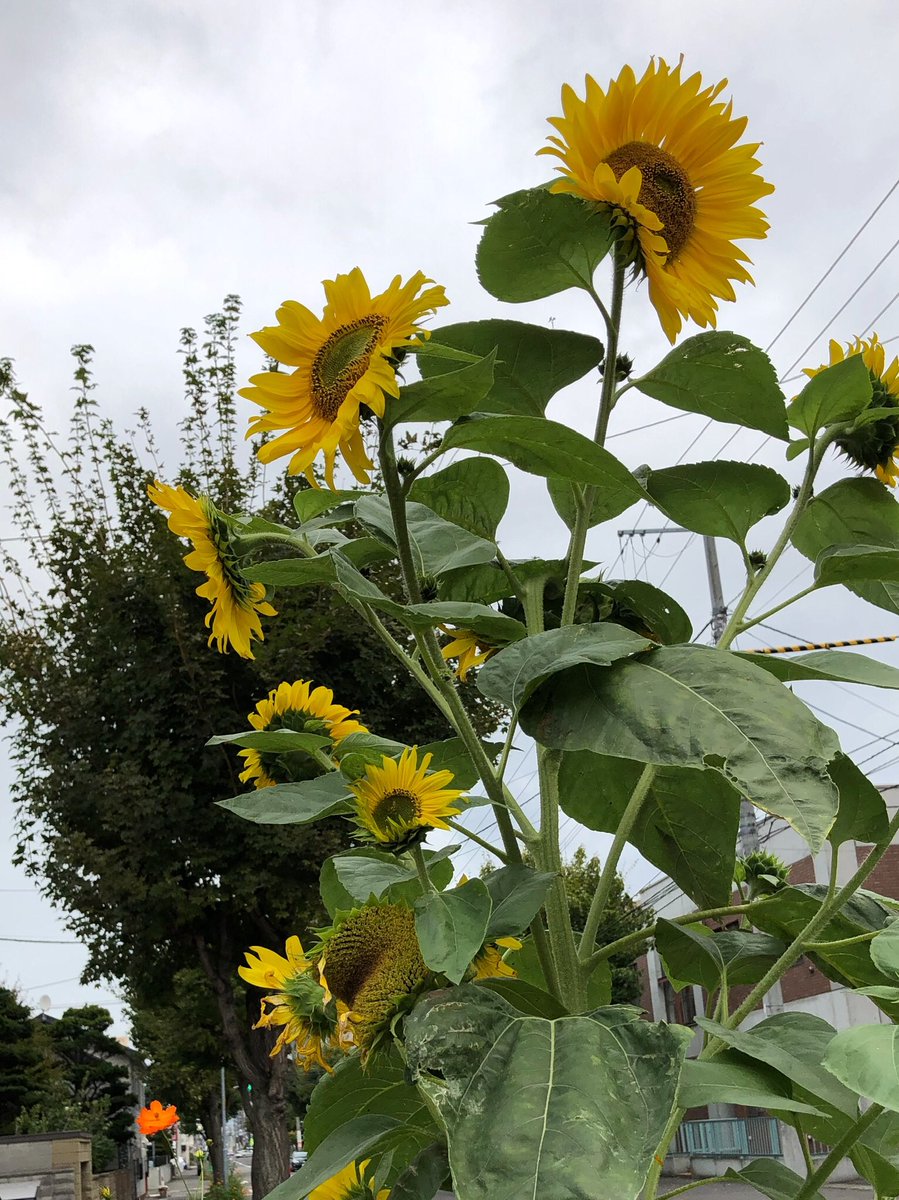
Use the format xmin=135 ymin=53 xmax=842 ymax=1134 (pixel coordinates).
xmin=637 ymin=785 xmax=899 ymax=1179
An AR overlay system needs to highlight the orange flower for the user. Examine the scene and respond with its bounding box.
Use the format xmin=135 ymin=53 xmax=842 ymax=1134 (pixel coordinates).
xmin=137 ymin=1100 xmax=179 ymax=1136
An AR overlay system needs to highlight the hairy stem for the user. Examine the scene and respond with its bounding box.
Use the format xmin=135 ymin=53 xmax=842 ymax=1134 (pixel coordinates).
xmin=446 ymin=819 xmax=509 ymax=863
xmin=410 ymin=843 xmax=435 ymax=893
xmin=795 ymin=1117 xmax=816 ymax=1178
xmin=534 ymin=746 xmax=583 ymax=1009
xmin=793 ymin=1104 xmax=884 ymax=1200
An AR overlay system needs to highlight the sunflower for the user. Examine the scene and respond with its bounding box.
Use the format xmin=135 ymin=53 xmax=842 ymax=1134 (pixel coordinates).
xmin=309 ymin=1161 xmax=389 ymax=1200
xmin=317 ymin=904 xmax=428 ymax=1055
xmin=803 ymin=335 xmax=899 ymax=485
xmin=471 ymin=937 xmax=522 ymax=981
xmin=239 ymin=679 xmax=367 ymax=789
xmin=240 ymin=269 xmax=449 ymax=488
xmin=539 ymin=58 xmax=774 ymax=342
xmin=148 ymin=481 xmax=276 ymax=659
xmin=439 ymin=626 xmax=497 ymax=683
xmin=350 ymin=747 xmax=464 ymax=849
xmin=238 ymin=936 xmax=340 ymax=1068
xmin=137 ymin=1100 xmax=179 ymax=1136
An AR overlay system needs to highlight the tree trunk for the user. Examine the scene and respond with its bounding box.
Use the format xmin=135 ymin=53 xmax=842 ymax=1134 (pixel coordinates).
xmin=242 ymin=1057 xmax=289 ymax=1200
xmin=200 ymin=1089 xmax=225 ymax=1185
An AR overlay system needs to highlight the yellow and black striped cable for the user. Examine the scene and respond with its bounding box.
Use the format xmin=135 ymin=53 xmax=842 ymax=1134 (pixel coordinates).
xmin=745 ymin=635 xmax=899 ymax=656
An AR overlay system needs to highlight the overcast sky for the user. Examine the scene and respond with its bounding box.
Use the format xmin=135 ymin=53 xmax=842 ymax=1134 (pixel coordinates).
xmin=3 ymin=0 xmax=899 ymax=1036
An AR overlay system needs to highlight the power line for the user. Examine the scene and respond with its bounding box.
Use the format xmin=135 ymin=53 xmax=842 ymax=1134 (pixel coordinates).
xmin=0 ymin=935 xmax=80 ymax=944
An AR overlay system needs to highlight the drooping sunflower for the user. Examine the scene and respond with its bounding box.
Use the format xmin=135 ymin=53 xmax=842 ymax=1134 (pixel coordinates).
xmin=238 ymin=935 xmax=341 ymax=1069
xmin=439 ymin=626 xmax=498 ymax=683
xmin=317 ymin=904 xmax=429 ymax=1055
xmin=803 ymin=335 xmax=899 ymax=485
xmin=539 ymin=58 xmax=774 ymax=342
xmin=137 ymin=1100 xmax=179 ymax=1136
xmin=350 ymin=747 xmax=464 ymax=849
xmin=240 ymin=269 xmax=449 ymax=488
xmin=471 ymin=937 xmax=522 ymax=981
xmin=148 ymin=481 xmax=276 ymax=659
xmin=238 ymin=679 xmax=367 ymax=789
xmin=309 ymin=1161 xmax=389 ymax=1200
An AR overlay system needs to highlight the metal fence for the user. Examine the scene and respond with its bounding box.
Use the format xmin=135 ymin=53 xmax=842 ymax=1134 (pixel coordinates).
xmin=674 ymin=1117 xmax=782 ymax=1159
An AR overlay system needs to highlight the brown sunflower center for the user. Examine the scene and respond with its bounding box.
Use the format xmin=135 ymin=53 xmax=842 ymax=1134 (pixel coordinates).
xmin=604 ymin=141 xmax=696 ymax=259
xmin=372 ymin=788 xmax=421 ymax=828
xmin=311 ymin=315 xmax=388 ymax=422
xmin=323 ymin=905 xmax=425 ymax=1014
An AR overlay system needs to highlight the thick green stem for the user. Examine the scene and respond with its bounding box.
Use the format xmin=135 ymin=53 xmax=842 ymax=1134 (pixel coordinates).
xmin=410 ymin=843 xmax=435 ymax=893
xmin=578 ymin=764 xmax=656 ymax=960
xmin=534 ymin=746 xmax=583 ymax=1009
xmin=644 ymin=1108 xmax=683 ymax=1200
xmin=804 ymin=930 xmax=877 ymax=950
xmin=793 ymin=1104 xmax=884 ymax=1200
xmin=795 ymin=1116 xmax=816 ymax=1178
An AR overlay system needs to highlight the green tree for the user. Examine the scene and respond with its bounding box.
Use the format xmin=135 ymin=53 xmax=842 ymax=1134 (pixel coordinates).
xmin=0 ymin=985 xmax=46 ymax=1133
xmin=0 ymin=299 xmax=498 ymax=1199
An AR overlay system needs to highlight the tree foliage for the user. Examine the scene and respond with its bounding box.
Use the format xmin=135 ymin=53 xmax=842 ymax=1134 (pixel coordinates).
xmin=0 ymin=985 xmax=46 ymax=1134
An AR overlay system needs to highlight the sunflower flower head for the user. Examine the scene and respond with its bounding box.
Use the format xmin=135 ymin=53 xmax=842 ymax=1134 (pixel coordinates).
xmin=238 ymin=679 xmax=367 ymax=789
xmin=471 ymin=936 xmax=522 ymax=981
xmin=539 ymin=58 xmax=774 ymax=342
xmin=240 ymin=269 xmax=449 ymax=489
xmin=238 ymin=935 xmax=341 ymax=1069
xmin=309 ymin=1160 xmax=389 ymax=1200
xmin=439 ymin=626 xmax=498 ymax=683
xmin=803 ymin=335 xmax=899 ymax=485
xmin=137 ymin=1100 xmax=179 ymax=1136
xmin=317 ymin=903 xmax=428 ymax=1057
xmin=349 ymin=747 xmax=464 ymax=851
xmin=148 ymin=481 xmax=276 ymax=659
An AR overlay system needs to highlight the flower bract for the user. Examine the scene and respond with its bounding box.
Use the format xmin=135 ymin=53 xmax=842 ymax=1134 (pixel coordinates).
xmin=309 ymin=1161 xmax=388 ymax=1200
xmin=539 ymin=58 xmax=774 ymax=342
xmin=803 ymin=335 xmax=899 ymax=485
xmin=137 ymin=1100 xmax=179 ymax=1136
xmin=239 ymin=679 xmax=367 ymax=789
xmin=350 ymin=747 xmax=464 ymax=849
xmin=439 ymin=626 xmax=497 ymax=682
xmin=240 ymin=269 xmax=449 ymax=488
xmin=148 ymin=481 xmax=276 ymax=659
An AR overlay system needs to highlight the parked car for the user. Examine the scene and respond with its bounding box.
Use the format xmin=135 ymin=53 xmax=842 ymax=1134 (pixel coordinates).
xmin=290 ymin=1151 xmax=307 ymax=1173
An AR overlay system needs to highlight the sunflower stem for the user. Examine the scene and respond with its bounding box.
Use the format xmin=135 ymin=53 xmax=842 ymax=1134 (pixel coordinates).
xmin=793 ymin=1104 xmax=884 ymax=1200
xmin=534 ymin=746 xmax=584 ymax=1010
xmin=410 ymin=843 xmax=436 ymax=893
xmin=446 ymin=819 xmax=509 ymax=863
xmin=581 ymin=903 xmax=754 ymax=971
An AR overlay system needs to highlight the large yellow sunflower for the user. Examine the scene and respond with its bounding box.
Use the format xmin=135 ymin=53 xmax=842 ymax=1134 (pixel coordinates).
xmin=803 ymin=334 xmax=899 ymax=485
xmin=350 ymin=747 xmax=464 ymax=849
xmin=238 ymin=936 xmax=341 ymax=1069
xmin=309 ymin=1161 xmax=389 ymax=1200
xmin=439 ymin=626 xmax=498 ymax=683
xmin=240 ymin=269 xmax=449 ymax=488
xmin=539 ymin=58 xmax=774 ymax=342
xmin=148 ymin=481 xmax=276 ymax=658
xmin=239 ymin=679 xmax=367 ymax=789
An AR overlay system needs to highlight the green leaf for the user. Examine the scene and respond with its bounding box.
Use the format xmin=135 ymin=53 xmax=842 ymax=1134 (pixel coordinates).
xmin=482 ymin=865 xmax=556 ymax=939
xmin=477 ymin=622 xmax=653 ymax=711
xmin=475 ymin=186 xmax=615 ymax=302
xmin=559 ymin=753 xmax=740 ymax=908
xmin=636 ymin=331 xmax=788 ymax=439
xmin=815 ymin=543 xmax=899 ymax=586
xmin=640 ymin=460 xmax=790 ymax=543
xmin=355 ymin=495 xmax=497 ymax=578
xmin=405 ymin=984 xmax=690 ymax=1200
xmin=206 ymin=729 xmax=331 ymax=753
xmin=217 ymin=773 xmax=352 ymax=825
xmin=440 ymin=414 xmax=645 ymax=521
xmin=725 ymin=1160 xmax=825 ymax=1200
xmin=386 ymin=350 xmax=497 ymax=427
xmin=856 ymin=986 xmax=899 ymax=1001
xmin=403 ymin=601 xmax=526 ymax=646
xmin=437 ymin=561 xmax=511 ymax=605
xmin=824 ymin=1025 xmax=899 ymax=1112
xmin=827 ymin=754 xmax=890 ymax=848
xmin=871 ymin=920 xmax=899 ymax=978
xmin=414 ymin=879 xmax=493 ymax=983
xmin=242 ymin=555 xmax=337 ymax=587
xmin=678 ymin=1058 xmax=825 ymax=1116
xmin=793 ymin=479 xmax=899 ymax=617
xmin=739 ymin=648 xmax=899 ymax=692
xmin=475 ymin=976 xmax=567 ymax=1019
xmin=272 ymin=1115 xmax=400 ymax=1200
xmin=389 ymin=1144 xmax=449 ymax=1200
xmin=656 ymin=920 xmax=786 ymax=991
xmin=319 ymin=848 xmax=456 ymax=917
xmin=293 ymin=489 xmax=364 ymax=524
xmin=787 ymin=354 xmax=873 ymax=437
xmin=418 ymin=736 xmax=500 ymax=791
xmin=599 ymin=579 xmax=693 ymax=645
xmin=522 ymin=646 xmax=840 ymax=852
xmin=417 ymin=319 xmax=605 ymax=417
xmin=409 ymin=457 xmax=509 ymax=540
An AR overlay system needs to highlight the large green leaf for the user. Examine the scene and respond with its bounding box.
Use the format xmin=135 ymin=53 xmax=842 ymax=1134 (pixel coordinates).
xmin=725 ymin=1161 xmax=825 ymax=1200
xmin=786 ymin=354 xmax=873 ymax=438
xmin=387 ymin=350 xmax=497 ymax=427
xmin=871 ymin=920 xmax=899 ymax=978
xmin=417 ymin=319 xmax=604 ymax=417
xmin=242 ymin=554 xmax=337 ymax=587
xmin=355 ymin=495 xmax=497 ymax=578
xmin=320 ymin=847 xmax=455 ymax=917
xmin=792 ymin=478 xmax=899 ymax=616
xmin=815 ymin=544 xmax=899 ymax=586
xmin=598 ymin=579 xmax=693 ymax=645
xmin=477 ymin=622 xmax=653 ymax=710
xmin=523 ymin=646 xmax=840 ymax=852
xmin=635 ymin=332 xmax=788 ymax=439
xmin=559 ymin=753 xmax=741 ymax=908
xmin=475 ymin=976 xmax=567 ymax=1019
xmin=827 ymin=754 xmax=890 ymax=848
xmin=475 ymin=186 xmax=615 ymax=302
xmin=405 ymin=985 xmax=689 ymax=1200
xmin=824 ymin=1026 xmax=899 ymax=1112
xmin=678 ymin=1058 xmax=825 ymax=1116
xmin=293 ymin=488 xmax=365 ymax=524
xmin=403 ymin=601 xmax=526 ymax=646
xmin=389 ymin=1144 xmax=449 ymax=1200
xmin=640 ymin=460 xmax=790 ymax=543
xmin=217 ymin=773 xmax=352 ymax=825
xmin=739 ymin=648 xmax=899 ymax=691
xmin=481 ymin=865 xmax=556 ymax=939
xmin=656 ymin=921 xmax=787 ymax=991
xmin=409 ymin=457 xmax=509 ymax=540
xmin=414 ymin=879 xmax=493 ymax=983
xmin=440 ymin=414 xmax=645 ymax=519
xmin=206 ymin=729 xmax=331 ymax=753
xmin=271 ymin=1115 xmax=400 ymax=1200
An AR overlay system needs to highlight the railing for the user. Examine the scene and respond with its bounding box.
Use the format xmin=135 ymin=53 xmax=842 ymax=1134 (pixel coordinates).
xmin=674 ymin=1117 xmax=782 ymax=1159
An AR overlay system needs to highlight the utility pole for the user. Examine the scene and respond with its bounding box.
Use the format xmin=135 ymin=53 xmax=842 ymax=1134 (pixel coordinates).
xmin=703 ymin=536 xmax=729 ymax=644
